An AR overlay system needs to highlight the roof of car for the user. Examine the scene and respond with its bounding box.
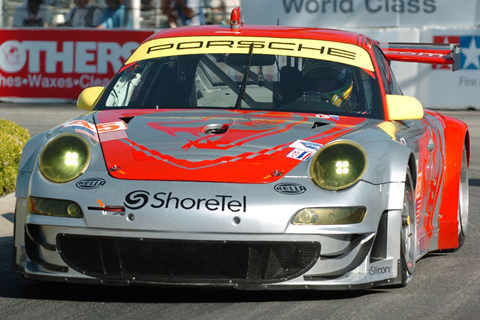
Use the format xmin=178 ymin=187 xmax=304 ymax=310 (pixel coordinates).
xmin=147 ymin=24 xmax=373 ymax=48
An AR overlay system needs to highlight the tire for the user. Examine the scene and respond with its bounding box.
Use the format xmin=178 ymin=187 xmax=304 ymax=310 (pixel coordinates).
xmin=457 ymin=145 xmax=469 ymax=248
xmin=400 ymin=167 xmax=416 ymax=286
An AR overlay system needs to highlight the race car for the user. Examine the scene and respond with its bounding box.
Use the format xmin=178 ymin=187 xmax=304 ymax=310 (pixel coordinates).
xmin=13 ymin=7 xmax=469 ymax=290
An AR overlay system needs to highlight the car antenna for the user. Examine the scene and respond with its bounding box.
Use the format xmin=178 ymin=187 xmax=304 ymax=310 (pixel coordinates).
xmin=234 ymin=43 xmax=254 ymax=109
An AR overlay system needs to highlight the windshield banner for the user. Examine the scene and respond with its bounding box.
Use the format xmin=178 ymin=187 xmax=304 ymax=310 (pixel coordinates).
xmin=0 ymin=29 xmax=154 ymax=102
xmin=129 ymin=36 xmax=374 ymax=71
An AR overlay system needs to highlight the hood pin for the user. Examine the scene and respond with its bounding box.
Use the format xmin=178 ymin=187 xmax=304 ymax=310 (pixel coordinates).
xmin=110 ymin=165 xmax=121 ymax=172
xmin=271 ymin=170 xmax=283 ymax=177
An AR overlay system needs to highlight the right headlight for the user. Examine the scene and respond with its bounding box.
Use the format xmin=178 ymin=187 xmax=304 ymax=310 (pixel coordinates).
xmin=39 ymin=133 xmax=91 ymax=183
xmin=310 ymin=141 xmax=367 ymax=190
xmin=29 ymin=196 xmax=83 ymax=218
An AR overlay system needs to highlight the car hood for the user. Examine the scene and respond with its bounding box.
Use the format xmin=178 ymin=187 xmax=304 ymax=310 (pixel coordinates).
xmin=91 ymin=109 xmax=370 ymax=183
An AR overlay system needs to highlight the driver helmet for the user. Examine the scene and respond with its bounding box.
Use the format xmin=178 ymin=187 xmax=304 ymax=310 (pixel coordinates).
xmin=302 ymin=60 xmax=354 ymax=108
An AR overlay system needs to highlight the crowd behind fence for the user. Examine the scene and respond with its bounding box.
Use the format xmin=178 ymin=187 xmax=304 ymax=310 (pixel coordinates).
xmin=1 ymin=0 xmax=240 ymax=29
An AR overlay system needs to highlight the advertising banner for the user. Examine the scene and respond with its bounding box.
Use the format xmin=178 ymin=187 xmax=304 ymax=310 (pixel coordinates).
xmin=356 ymin=28 xmax=480 ymax=109
xmin=242 ymin=0 xmax=480 ymax=28
xmin=242 ymin=0 xmax=480 ymax=109
xmin=0 ymin=29 xmax=154 ymax=102
xmin=416 ymin=29 xmax=480 ymax=109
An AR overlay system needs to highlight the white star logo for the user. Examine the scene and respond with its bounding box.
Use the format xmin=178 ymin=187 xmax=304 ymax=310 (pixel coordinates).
xmin=462 ymin=36 xmax=480 ymax=69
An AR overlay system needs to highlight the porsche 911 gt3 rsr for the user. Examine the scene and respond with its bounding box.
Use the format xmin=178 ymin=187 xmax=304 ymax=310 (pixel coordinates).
xmin=13 ymin=7 xmax=469 ymax=290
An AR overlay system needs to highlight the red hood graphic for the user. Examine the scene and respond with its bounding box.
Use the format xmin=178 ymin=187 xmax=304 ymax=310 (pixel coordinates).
xmin=95 ymin=109 xmax=366 ymax=183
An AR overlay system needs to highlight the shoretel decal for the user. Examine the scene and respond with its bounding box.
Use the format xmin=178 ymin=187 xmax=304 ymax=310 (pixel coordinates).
xmin=124 ymin=190 xmax=247 ymax=213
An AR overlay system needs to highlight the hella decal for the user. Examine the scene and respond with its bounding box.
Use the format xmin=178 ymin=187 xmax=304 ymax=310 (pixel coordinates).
xmin=274 ymin=183 xmax=307 ymax=195
xmin=76 ymin=178 xmax=106 ymax=189
xmin=124 ymin=190 xmax=247 ymax=213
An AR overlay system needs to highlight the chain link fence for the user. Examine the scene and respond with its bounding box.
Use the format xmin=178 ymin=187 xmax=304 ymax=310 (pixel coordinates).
xmin=1 ymin=0 xmax=240 ymax=28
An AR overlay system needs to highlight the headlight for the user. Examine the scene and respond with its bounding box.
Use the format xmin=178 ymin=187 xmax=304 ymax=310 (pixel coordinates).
xmin=310 ymin=141 xmax=367 ymax=190
xmin=29 ymin=196 xmax=83 ymax=218
xmin=292 ymin=207 xmax=366 ymax=225
xmin=39 ymin=133 xmax=91 ymax=183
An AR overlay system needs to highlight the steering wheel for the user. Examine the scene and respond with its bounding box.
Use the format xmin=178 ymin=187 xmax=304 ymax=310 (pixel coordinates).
xmin=277 ymin=91 xmax=342 ymax=113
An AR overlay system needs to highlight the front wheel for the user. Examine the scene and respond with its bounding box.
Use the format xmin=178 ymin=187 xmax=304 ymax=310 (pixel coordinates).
xmin=400 ymin=168 xmax=416 ymax=286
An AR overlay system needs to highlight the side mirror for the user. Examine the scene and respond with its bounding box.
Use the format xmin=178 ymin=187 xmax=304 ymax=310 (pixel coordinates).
xmin=386 ymin=94 xmax=424 ymax=121
xmin=77 ymin=87 xmax=105 ymax=111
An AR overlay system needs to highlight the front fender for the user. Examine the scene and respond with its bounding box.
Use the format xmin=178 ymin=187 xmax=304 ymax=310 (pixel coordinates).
xmin=344 ymin=127 xmax=413 ymax=185
xmin=361 ymin=140 xmax=412 ymax=185
xmin=16 ymin=133 xmax=47 ymax=198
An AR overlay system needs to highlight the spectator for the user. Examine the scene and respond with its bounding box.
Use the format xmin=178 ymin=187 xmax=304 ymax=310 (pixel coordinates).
xmin=161 ymin=0 xmax=204 ymax=28
xmin=141 ymin=0 xmax=153 ymax=10
xmin=12 ymin=0 xmax=53 ymax=27
xmin=209 ymin=0 xmax=226 ymax=24
xmin=97 ymin=0 xmax=131 ymax=28
xmin=161 ymin=0 xmax=178 ymax=28
xmin=64 ymin=0 xmax=103 ymax=27
xmin=178 ymin=0 xmax=204 ymax=26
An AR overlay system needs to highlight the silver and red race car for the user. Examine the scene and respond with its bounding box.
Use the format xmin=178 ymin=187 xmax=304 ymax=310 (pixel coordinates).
xmin=13 ymin=7 xmax=469 ymax=290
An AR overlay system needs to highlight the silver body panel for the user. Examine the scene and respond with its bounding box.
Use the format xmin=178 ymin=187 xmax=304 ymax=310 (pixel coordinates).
xmin=13 ymin=110 xmax=418 ymax=289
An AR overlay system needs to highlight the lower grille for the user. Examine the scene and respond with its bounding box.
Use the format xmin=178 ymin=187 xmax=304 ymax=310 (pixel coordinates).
xmin=57 ymin=234 xmax=320 ymax=283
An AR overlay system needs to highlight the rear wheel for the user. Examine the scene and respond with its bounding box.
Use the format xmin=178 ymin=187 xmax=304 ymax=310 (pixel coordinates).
xmin=457 ymin=145 xmax=469 ymax=248
xmin=400 ymin=168 xmax=416 ymax=286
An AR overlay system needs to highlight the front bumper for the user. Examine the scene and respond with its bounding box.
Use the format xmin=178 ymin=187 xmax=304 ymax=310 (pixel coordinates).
xmin=13 ymin=179 xmax=405 ymax=290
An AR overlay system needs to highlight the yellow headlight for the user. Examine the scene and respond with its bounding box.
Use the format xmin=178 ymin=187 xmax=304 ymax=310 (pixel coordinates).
xmin=29 ymin=196 xmax=83 ymax=218
xmin=39 ymin=133 xmax=91 ymax=183
xmin=310 ymin=141 xmax=367 ymax=190
xmin=292 ymin=207 xmax=366 ymax=225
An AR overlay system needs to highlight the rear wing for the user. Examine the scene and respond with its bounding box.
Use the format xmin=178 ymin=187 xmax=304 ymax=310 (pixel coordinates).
xmin=380 ymin=43 xmax=461 ymax=71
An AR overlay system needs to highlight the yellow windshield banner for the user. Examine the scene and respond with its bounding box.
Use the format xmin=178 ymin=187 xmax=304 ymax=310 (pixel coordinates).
xmin=126 ymin=36 xmax=374 ymax=71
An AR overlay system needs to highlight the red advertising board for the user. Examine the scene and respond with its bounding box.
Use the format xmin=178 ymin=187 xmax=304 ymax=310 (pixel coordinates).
xmin=0 ymin=29 xmax=154 ymax=102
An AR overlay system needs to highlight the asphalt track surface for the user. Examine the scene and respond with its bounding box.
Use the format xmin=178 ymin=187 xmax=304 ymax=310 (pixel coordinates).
xmin=1 ymin=103 xmax=480 ymax=320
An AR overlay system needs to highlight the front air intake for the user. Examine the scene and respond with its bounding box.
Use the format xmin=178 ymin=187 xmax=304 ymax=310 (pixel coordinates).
xmin=57 ymin=235 xmax=320 ymax=284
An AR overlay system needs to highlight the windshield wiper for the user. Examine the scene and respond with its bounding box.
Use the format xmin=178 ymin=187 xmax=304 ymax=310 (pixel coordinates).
xmin=234 ymin=44 xmax=254 ymax=109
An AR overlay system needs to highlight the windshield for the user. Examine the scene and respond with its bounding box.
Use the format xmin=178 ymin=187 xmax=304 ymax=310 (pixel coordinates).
xmin=95 ymin=52 xmax=383 ymax=119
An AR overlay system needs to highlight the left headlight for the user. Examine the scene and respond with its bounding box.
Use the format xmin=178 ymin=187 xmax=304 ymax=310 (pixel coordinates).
xmin=39 ymin=133 xmax=91 ymax=183
xmin=310 ymin=141 xmax=367 ymax=190
xmin=292 ymin=207 xmax=366 ymax=225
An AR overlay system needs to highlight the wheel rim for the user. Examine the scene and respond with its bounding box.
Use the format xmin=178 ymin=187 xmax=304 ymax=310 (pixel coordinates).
xmin=402 ymin=175 xmax=416 ymax=275
xmin=458 ymin=148 xmax=469 ymax=236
